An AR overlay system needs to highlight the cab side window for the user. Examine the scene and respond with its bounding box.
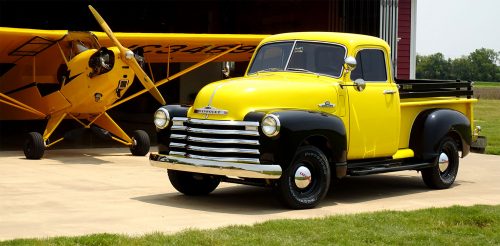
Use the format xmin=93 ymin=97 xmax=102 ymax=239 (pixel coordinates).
xmin=350 ymin=49 xmax=387 ymax=82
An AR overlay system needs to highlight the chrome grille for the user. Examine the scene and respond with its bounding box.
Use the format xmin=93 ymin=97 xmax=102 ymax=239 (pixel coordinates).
xmin=168 ymin=117 xmax=261 ymax=164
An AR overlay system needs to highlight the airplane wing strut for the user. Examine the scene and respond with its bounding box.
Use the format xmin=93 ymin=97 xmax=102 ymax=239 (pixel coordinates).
xmin=106 ymin=44 xmax=242 ymax=111
xmin=0 ymin=92 xmax=46 ymax=118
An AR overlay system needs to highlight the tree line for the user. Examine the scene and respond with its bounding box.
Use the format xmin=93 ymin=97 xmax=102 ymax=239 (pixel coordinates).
xmin=416 ymin=48 xmax=500 ymax=82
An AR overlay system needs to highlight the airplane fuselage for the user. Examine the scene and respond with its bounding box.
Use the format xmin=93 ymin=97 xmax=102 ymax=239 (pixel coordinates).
xmin=59 ymin=47 xmax=135 ymax=114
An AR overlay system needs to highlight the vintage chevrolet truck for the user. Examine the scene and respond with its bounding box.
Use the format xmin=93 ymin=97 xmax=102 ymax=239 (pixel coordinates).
xmin=149 ymin=32 xmax=484 ymax=209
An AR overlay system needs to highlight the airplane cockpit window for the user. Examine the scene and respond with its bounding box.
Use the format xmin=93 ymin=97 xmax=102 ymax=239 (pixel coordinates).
xmin=63 ymin=32 xmax=101 ymax=61
xmin=72 ymin=40 xmax=89 ymax=56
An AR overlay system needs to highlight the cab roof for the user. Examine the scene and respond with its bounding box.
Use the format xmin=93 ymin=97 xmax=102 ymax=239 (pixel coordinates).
xmin=260 ymin=32 xmax=390 ymax=51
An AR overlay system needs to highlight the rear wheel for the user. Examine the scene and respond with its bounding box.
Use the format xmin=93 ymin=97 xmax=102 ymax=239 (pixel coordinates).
xmin=421 ymin=136 xmax=459 ymax=189
xmin=24 ymin=132 xmax=45 ymax=159
xmin=275 ymin=146 xmax=331 ymax=209
xmin=130 ymin=130 xmax=150 ymax=156
xmin=168 ymin=170 xmax=220 ymax=196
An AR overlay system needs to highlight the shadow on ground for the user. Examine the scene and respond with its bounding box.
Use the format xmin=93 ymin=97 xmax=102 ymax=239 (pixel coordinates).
xmin=133 ymin=173 xmax=445 ymax=214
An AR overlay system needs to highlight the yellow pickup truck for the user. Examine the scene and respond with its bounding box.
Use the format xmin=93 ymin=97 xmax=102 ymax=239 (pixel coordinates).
xmin=149 ymin=32 xmax=484 ymax=209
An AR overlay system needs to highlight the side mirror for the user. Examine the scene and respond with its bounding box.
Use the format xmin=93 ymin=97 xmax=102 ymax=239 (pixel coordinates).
xmin=222 ymin=61 xmax=235 ymax=78
xmin=343 ymin=56 xmax=357 ymax=73
xmin=354 ymin=78 xmax=366 ymax=92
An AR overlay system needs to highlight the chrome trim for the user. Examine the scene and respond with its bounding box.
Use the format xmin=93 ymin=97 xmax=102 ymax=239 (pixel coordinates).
xmin=169 ymin=151 xmax=186 ymax=156
xmin=208 ymin=84 xmax=226 ymax=107
xmin=150 ymin=153 xmax=281 ymax=179
xmin=172 ymin=117 xmax=188 ymax=122
xmin=187 ymin=145 xmax=260 ymax=154
xmin=295 ymin=166 xmax=312 ymax=189
xmin=169 ymin=142 xmax=186 ymax=148
xmin=188 ymin=118 xmax=259 ymax=127
xmin=188 ymin=136 xmax=259 ymax=145
xmin=318 ymin=101 xmax=335 ymax=108
xmin=194 ymin=107 xmax=228 ymax=115
xmin=170 ymin=134 xmax=186 ymax=139
xmin=187 ymin=154 xmax=260 ymax=164
xmin=261 ymin=114 xmax=281 ymax=137
xmin=188 ymin=127 xmax=259 ymax=136
xmin=154 ymin=108 xmax=170 ymax=129
xmin=171 ymin=125 xmax=187 ymax=131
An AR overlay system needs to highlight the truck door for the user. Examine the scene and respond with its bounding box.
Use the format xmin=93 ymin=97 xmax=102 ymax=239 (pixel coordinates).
xmin=346 ymin=48 xmax=400 ymax=159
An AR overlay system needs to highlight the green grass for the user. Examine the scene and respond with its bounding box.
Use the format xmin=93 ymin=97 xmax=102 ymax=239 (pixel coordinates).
xmin=474 ymin=99 xmax=500 ymax=155
xmin=2 ymin=205 xmax=499 ymax=245
xmin=474 ymin=81 xmax=500 ymax=88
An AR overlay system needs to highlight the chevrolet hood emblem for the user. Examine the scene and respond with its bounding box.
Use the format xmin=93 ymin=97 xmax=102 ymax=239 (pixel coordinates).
xmin=194 ymin=106 xmax=228 ymax=115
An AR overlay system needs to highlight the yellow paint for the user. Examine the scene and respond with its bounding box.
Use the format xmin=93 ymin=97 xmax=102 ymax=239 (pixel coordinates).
xmin=188 ymin=32 xmax=475 ymax=161
xmin=43 ymin=112 xmax=67 ymax=140
xmin=392 ymin=149 xmax=414 ymax=159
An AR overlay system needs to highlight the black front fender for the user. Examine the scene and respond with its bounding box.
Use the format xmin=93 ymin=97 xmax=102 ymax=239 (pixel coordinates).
xmin=245 ymin=110 xmax=347 ymax=169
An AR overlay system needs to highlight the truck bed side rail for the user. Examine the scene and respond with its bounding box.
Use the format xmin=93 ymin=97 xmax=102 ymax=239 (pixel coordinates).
xmin=395 ymin=79 xmax=473 ymax=99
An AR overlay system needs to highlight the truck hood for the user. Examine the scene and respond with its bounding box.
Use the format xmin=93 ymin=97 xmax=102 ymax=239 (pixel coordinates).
xmin=188 ymin=72 xmax=341 ymax=121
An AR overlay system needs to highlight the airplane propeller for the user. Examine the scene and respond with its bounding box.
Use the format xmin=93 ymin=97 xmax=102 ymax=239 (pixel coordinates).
xmin=88 ymin=5 xmax=166 ymax=105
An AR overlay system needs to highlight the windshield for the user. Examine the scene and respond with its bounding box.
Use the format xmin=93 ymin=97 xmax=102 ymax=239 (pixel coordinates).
xmin=248 ymin=41 xmax=346 ymax=77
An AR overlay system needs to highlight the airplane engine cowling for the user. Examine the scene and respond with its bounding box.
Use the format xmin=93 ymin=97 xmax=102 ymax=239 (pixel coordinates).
xmin=88 ymin=47 xmax=115 ymax=78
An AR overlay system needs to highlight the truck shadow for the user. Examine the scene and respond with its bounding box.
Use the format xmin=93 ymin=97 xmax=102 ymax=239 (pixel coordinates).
xmin=133 ymin=173 xmax=457 ymax=215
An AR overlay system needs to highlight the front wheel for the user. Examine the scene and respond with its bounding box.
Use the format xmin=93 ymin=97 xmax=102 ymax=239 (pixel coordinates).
xmin=421 ymin=136 xmax=460 ymax=189
xmin=168 ymin=170 xmax=220 ymax=196
xmin=130 ymin=130 xmax=150 ymax=156
xmin=275 ymin=146 xmax=331 ymax=209
xmin=23 ymin=132 xmax=45 ymax=159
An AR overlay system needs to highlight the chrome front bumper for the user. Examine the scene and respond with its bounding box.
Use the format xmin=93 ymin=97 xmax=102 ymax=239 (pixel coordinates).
xmin=149 ymin=153 xmax=282 ymax=179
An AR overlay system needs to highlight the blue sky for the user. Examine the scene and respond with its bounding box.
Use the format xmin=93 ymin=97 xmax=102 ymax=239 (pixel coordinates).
xmin=416 ymin=0 xmax=500 ymax=58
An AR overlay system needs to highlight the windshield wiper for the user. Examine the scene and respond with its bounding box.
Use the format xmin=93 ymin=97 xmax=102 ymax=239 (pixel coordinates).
xmin=287 ymin=67 xmax=318 ymax=75
xmin=258 ymin=67 xmax=283 ymax=73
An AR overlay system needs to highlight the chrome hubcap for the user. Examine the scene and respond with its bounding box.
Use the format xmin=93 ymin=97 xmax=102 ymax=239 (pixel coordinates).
xmin=294 ymin=166 xmax=312 ymax=189
xmin=438 ymin=152 xmax=449 ymax=172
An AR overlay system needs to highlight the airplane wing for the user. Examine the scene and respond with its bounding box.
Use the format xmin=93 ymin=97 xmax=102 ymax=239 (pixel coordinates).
xmin=0 ymin=27 xmax=268 ymax=120
xmin=93 ymin=32 xmax=269 ymax=63
xmin=0 ymin=27 xmax=68 ymax=120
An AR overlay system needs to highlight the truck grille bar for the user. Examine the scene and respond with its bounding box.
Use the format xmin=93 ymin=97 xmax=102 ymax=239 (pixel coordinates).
xmin=168 ymin=117 xmax=261 ymax=164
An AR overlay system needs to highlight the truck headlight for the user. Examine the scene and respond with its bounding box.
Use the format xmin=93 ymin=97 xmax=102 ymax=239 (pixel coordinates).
xmin=154 ymin=108 xmax=170 ymax=129
xmin=261 ymin=114 xmax=280 ymax=137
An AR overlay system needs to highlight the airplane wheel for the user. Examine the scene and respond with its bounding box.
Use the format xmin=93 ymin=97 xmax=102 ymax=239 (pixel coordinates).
xmin=24 ymin=132 xmax=45 ymax=159
xmin=130 ymin=130 xmax=150 ymax=156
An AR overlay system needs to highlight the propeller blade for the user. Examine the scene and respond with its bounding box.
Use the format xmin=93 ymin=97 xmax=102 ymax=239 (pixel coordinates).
xmin=88 ymin=5 xmax=166 ymax=105
xmin=88 ymin=5 xmax=126 ymax=55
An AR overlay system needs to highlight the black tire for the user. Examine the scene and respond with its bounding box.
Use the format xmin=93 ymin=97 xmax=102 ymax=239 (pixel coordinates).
xmin=421 ymin=136 xmax=460 ymax=189
xmin=23 ymin=132 xmax=45 ymax=159
xmin=130 ymin=130 xmax=150 ymax=156
xmin=167 ymin=170 xmax=220 ymax=196
xmin=275 ymin=146 xmax=331 ymax=209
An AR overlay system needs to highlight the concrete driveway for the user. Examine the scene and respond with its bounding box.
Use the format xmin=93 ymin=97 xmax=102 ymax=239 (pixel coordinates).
xmin=0 ymin=148 xmax=499 ymax=240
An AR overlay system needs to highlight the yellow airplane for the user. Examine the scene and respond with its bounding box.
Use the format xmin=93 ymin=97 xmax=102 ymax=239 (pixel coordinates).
xmin=0 ymin=5 xmax=267 ymax=159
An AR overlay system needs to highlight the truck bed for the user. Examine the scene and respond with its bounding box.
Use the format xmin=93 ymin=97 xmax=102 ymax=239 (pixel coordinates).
xmin=395 ymin=79 xmax=473 ymax=99
xmin=395 ymin=79 xmax=476 ymax=150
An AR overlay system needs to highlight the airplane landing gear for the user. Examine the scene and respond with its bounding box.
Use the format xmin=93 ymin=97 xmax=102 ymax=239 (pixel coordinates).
xmin=24 ymin=132 xmax=45 ymax=159
xmin=130 ymin=130 xmax=150 ymax=156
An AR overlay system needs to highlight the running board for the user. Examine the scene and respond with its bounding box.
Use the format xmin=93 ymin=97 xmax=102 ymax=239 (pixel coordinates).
xmin=348 ymin=162 xmax=433 ymax=176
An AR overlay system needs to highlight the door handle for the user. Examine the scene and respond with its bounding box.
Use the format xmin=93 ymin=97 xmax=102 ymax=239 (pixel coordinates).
xmin=383 ymin=90 xmax=396 ymax=95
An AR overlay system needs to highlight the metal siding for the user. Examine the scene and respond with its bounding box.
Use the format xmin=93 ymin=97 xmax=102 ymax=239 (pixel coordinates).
xmin=397 ymin=0 xmax=412 ymax=79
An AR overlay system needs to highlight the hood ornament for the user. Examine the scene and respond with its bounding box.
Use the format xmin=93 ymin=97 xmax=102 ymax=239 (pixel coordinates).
xmin=318 ymin=101 xmax=335 ymax=108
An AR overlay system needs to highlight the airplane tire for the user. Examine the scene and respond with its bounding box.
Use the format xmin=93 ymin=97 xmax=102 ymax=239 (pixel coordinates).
xmin=130 ymin=130 xmax=150 ymax=156
xmin=24 ymin=132 xmax=45 ymax=159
